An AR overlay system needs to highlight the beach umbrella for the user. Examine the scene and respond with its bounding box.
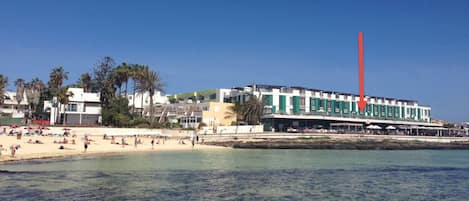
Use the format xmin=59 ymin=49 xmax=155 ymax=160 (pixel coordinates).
xmin=366 ymin=125 xmax=381 ymax=130
xmin=385 ymin=126 xmax=396 ymax=130
xmin=63 ymin=128 xmax=71 ymax=130
xmin=9 ymin=124 xmax=19 ymax=128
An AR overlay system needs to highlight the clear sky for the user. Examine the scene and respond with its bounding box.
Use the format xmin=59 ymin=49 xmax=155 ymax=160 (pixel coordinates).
xmin=0 ymin=0 xmax=468 ymax=122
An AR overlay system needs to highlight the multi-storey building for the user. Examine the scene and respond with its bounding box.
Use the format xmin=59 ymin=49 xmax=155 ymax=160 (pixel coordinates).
xmin=226 ymin=84 xmax=439 ymax=131
xmin=0 ymin=91 xmax=29 ymax=118
xmin=127 ymin=91 xmax=169 ymax=116
xmin=46 ymin=88 xmax=101 ymax=125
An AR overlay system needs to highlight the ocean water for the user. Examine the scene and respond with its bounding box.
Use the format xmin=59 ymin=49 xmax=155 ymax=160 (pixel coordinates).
xmin=1 ymin=150 xmax=469 ymax=200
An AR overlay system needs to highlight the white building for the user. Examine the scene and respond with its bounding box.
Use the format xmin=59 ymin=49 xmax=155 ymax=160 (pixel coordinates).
xmin=127 ymin=91 xmax=169 ymax=116
xmin=0 ymin=91 xmax=29 ymax=118
xmin=225 ymin=84 xmax=439 ymax=131
xmin=46 ymin=88 xmax=101 ymax=125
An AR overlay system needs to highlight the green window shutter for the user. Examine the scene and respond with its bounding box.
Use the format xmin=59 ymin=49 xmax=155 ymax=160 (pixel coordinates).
xmin=331 ymin=100 xmax=336 ymax=114
xmin=269 ymin=95 xmax=273 ymax=106
xmin=339 ymin=101 xmax=344 ymax=114
xmin=293 ymin=96 xmax=300 ymax=114
xmin=352 ymin=102 xmax=356 ymax=114
xmin=418 ymin=108 xmax=421 ymax=120
xmin=324 ymin=99 xmax=328 ymax=112
xmin=272 ymin=106 xmax=276 ymax=113
xmin=315 ymin=98 xmax=320 ymax=111
xmin=378 ymin=105 xmax=383 ymax=117
xmin=401 ymin=107 xmax=405 ymax=119
xmin=279 ymin=95 xmax=286 ymax=113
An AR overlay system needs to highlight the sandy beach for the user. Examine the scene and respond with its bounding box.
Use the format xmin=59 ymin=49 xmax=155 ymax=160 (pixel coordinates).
xmin=0 ymin=134 xmax=227 ymax=163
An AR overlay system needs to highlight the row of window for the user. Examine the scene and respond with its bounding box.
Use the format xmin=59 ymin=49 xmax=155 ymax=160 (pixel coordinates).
xmin=263 ymin=95 xmax=429 ymax=120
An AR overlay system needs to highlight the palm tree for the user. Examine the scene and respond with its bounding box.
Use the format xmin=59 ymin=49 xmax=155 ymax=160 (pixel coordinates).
xmin=133 ymin=65 xmax=148 ymax=116
xmin=48 ymin=66 xmax=69 ymax=123
xmin=225 ymin=101 xmax=244 ymax=124
xmin=14 ymin=78 xmax=25 ymax=107
xmin=138 ymin=68 xmax=164 ymax=123
xmin=0 ymin=75 xmax=8 ymax=104
xmin=225 ymin=101 xmax=245 ymax=134
xmin=242 ymin=95 xmax=264 ymax=125
xmin=79 ymin=73 xmax=92 ymax=92
xmin=24 ymin=78 xmax=45 ymax=112
xmin=114 ymin=63 xmax=131 ymax=96
xmin=48 ymin=66 xmax=69 ymax=93
xmin=31 ymin=78 xmax=45 ymax=112
xmin=130 ymin=64 xmax=145 ymax=114
xmin=56 ymin=87 xmax=73 ymax=125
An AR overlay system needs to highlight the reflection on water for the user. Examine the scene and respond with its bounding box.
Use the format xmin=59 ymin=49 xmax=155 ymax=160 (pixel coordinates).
xmin=1 ymin=150 xmax=469 ymax=200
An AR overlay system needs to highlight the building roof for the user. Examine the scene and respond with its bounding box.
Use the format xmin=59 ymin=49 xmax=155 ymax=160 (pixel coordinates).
xmin=241 ymin=84 xmax=420 ymax=104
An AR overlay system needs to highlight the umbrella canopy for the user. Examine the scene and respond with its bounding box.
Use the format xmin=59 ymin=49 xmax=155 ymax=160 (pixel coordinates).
xmin=10 ymin=124 xmax=19 ymax=128
xmin=24 ymin=127 xmax=33 ymax=130
xmin=385 ymin=125 xmax=396 ymax=130
xmin=366 ymin=125 xmax=382 ymax=129
xmin=63 ymin=128 xmax=71 ymax=130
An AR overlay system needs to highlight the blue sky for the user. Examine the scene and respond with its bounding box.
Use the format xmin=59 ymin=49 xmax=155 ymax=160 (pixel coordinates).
xmin=0 ymin=0 xmax=468 ymax=122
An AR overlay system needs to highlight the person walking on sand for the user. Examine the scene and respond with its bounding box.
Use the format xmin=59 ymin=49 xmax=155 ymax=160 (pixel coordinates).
xmin=84 ymin=139 xmax=88 ymax=153
xmin=134 ymin=135 xmax=138 ymax=148
xmin=151 ymin=137 xmax=155 ymax=149
xmin=191 ymin=133 xmax=195 ymax=148
xmin=121 ymin=137 xmax=125 ymax=148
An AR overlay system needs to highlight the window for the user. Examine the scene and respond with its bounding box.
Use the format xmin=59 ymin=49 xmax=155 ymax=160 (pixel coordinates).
xmin=311 ymin=98 xmax=316 ymax=111
xmin=67 ymin=104 xmax=77 ymax=112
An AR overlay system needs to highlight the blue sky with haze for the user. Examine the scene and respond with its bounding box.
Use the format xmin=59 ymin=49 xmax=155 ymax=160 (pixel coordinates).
xmin=0 ymin=0 xmax=468 ymax=122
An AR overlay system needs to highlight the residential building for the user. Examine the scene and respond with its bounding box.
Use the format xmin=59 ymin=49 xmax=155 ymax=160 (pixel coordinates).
xmin=46 ymin=88 xmax=101 ymax=125
xmin=0 ymin=91 xmax=29 ymax=118
xmin=127 ymin=91 xmax=168 ymax=116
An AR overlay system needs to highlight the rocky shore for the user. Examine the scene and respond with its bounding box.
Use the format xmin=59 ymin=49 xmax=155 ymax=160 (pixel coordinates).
xmin=205 ymin=138 xmax=469 ymax=150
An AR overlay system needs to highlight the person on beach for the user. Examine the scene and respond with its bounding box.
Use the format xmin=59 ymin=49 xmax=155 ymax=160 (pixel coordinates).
xmin=134 ymin=135 xmax=138 ymax=148
xmin=10 ymin=144 xmax=20 ymax=157
xmin=111 ymin=136 xmax=115 ymax=144
xmin=84 ymin=140 xmax=88 ymax=153
xmin=151 ymin=137 xmax=155 ymax=149
xmin=0 ymin=145 xmax=5 ymax=156
xmin=191 ymin=134 xmax=195 ymax=148
xmin=121 ymin=137 xmax=125 ymax=148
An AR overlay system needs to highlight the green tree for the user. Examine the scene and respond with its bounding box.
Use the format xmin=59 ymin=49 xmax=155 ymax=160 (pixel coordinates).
xmin=225 ymin=101 xmax=244 ymax=123
xmin=14 ymin=78 xmax=25 ymax=107
xmin=137 ymin=68 xmax=164 ymax=123
xmin=56 ymin=87 xmax=73 ymax=125
xmin=25 ymin=78 xmax=45 ymax=112
xmin=48 ymin=66 xmax=69 ymax=123
xmin=48 ymin=66 xmax=68 ymax=95
xmin=0 ymin=75 xmax=8 ymax=104
xmin=113 ymin=63 xmax=131 ymax=96
xmin=242 ymin=95 xmax=264 ymax=125
xmin=92 ymin=56 xmax=116 ymax=117
xmin=78 ymin=73 xmax=92 ymax=92
xmin=102 ymin=96 xmax=131 ymax=127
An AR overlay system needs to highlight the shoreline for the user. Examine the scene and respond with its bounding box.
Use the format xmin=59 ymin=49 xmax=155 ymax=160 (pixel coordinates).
xmin=205 ymin=137 xmax=469 ymax=150
xmin=2 ymin=133 xmax=469 ymax=163
xmin=0 ymin=134 xmax=227 ymax=164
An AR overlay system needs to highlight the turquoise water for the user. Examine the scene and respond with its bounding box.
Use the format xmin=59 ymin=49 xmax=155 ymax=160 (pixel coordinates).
xmin=1 ymin=150 xmax=469 ymax=200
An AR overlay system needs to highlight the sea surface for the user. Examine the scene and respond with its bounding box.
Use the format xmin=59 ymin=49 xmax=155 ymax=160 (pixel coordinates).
xmin=1 ymin=149 xmax=469 ymax=200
